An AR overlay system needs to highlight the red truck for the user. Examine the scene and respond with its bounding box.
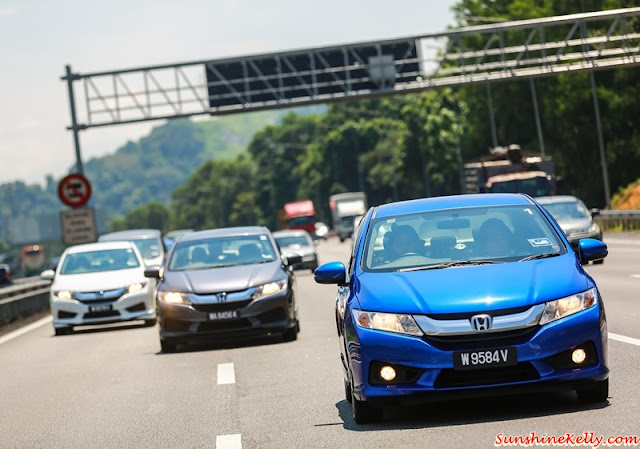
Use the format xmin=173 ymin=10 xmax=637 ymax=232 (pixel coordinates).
xmin=281 ymin=200 xmax=317 ymax=235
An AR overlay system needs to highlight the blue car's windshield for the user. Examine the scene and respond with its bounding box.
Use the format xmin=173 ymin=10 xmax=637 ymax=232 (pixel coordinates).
xmin=363 ymin=205 xmax=566 ymax=272
xmin=169 ymin=234 xmax=277 ymax=271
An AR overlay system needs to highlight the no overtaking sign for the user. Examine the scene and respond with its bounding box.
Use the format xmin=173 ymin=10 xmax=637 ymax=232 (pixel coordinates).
xmin=58 ymin=173 xmax=92 ymax=208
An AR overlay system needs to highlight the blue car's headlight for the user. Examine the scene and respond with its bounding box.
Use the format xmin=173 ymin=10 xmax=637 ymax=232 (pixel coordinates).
xmin=353 ymin=310 xmax=423 ymax=336
xmin=539 ymin=288 xmax=597 ymax=325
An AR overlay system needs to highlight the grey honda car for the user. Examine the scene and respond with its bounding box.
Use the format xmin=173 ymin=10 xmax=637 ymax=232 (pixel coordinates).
xmin=144 ymin=226 xmax=302 ymax=352
xmin=536 ymin=195 xmax=603 ymax=263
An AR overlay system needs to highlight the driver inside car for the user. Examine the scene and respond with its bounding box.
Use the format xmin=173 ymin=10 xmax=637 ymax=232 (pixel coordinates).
xmin=387 ymin=225 xmax=424 ymax=260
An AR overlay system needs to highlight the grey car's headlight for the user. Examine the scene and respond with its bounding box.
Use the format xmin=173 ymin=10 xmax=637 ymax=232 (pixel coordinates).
xmin=539 ymin=288 xmax=597 ymax=325
xmin=353 ymin=310 xmax=423 ymax=336
xmin=252 ymin=280 xmax=287 ymax=299
xmin=158 ymin=291 xmax=191 ymax=305
xmin=54 ymin=290 xmax=74 ymax=300
xmin=588 ymin=222 xmax=600 ymax=233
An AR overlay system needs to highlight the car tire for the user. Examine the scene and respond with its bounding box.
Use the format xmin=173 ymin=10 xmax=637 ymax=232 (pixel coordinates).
xmin=351 ymin=390 xmax=383 ymax=424
xmin=282 ymin=324 xmax=298 ymax=342
xmin=593 ymin=259 xmax=604 ymax=265
xmin=160 ymin=339 xmax=177 ymax=353
xmin=339 ymin=236 xmax=345 ymax=243
xmin=576 ymin=378 xmax=609 ymax=403
xmin=54 ymin=327 xmax=72 ymax=336
xmin=143 ymin=318 xmax=157 ymax=327
xmin=344 ymin=379 xmax=352 ymax=403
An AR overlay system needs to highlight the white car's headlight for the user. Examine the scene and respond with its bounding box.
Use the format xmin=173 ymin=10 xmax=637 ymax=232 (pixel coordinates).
xmin=158 ymin=291 xmax=190 ymax=305
xmin=252 ymin=280 xmax=287 ymax=299
xmin=127 ymin=282 xmax=146 ymax=294
xmin=539 ymin=288 xmax=597 ymax=325
xmin=353 ymin=310 xmax=423 ymax=336
xmin=588 ymin=222 xmax=600 ymax=233
xmin=54 ymin=290 xmax=74 ymax=300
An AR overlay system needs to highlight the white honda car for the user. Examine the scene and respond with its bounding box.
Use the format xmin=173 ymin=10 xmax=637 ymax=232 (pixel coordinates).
xmin=42 ymin=241 xmax=156 ymax=336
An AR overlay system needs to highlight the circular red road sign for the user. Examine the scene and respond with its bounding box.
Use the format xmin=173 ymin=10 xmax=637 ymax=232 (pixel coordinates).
xmin=58 ymin=173 xmax=92 ymax=208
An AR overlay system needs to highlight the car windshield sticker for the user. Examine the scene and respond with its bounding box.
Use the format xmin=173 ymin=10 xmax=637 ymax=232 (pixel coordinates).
xmin=260 ymin=235 xmax=268 ymax=240
xmin=387 ymin=218 xmax=396 ymax=223
xmin=528 ymin=238 xmax=552 ymax=247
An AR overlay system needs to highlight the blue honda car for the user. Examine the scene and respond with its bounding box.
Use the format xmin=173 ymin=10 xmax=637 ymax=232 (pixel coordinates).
xmin=314 ymin=194 xmax=609 ymax=423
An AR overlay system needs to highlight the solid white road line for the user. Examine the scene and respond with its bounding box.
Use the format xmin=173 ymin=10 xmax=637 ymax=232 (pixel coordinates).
xmin=604 ymin=238 xmax=640 ymax=245
xmin=217 ymin=363 xmax=236 ymax=385
xmin=216 ymin=434 xmax=242 ymax=449
xmin=609 ymin=332 xmax=640 ymax=347
xmin=0 ymin=316 xmax=52 ymax=346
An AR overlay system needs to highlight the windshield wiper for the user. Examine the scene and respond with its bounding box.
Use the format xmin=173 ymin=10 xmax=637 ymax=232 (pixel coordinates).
xmin=519 ymin=253 xmax=560 ymax=262
xmin=398 ymin=260 xmax=499 ymax=272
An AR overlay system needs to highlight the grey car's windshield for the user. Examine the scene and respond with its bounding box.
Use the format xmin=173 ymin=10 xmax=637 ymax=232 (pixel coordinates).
xmin=541 ymin=201 xmax=589 ymax=220
xmin=363 ymin=205 xmax=566 ymax=272
xmin=60 ymin=249 xmax=140 ymax=275
xmin=132 ymin=238 xmax=161 ymax=259
xmin=275 ymin=236 xmax=310 ymax=248
xmin=169 ymin=234 xmax=277 ymax=271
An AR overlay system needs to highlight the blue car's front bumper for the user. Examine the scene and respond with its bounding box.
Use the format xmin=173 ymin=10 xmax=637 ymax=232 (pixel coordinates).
xmin=347 ymin=302 xmax=608 ymax=403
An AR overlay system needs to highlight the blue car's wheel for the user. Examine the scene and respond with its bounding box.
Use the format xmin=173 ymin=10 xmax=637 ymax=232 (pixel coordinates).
xmin=344 ymin=379 xmax=352 ymax=403
xmin=351 ymin=391 xmax=383 ymax=424
xmin=576 ymin=378 xmax=608 ymax=403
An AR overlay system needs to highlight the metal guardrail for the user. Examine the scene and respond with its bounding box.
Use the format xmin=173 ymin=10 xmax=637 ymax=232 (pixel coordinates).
xmin=0 ymin=280 xmax=51 ymax=327
xmin=596 ymin=210 xmax=640 ymax=231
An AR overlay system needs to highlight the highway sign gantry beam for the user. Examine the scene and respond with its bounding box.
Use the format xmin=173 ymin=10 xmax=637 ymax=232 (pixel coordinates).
xmin=62 ymin=7 xmax=640 ymax=129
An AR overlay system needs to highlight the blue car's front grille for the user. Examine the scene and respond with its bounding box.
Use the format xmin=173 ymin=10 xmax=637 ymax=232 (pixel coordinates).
xmin=435 ymin=362 xmax=540 ymax=388
xmin=424 ymin=326 xmax=540 ymax=351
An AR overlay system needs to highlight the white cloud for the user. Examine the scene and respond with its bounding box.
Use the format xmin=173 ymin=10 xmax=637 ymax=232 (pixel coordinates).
xmin=0 ymin=8 xmax=17 ymax=17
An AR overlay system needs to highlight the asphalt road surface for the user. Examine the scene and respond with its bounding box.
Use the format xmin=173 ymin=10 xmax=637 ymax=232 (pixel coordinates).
xmin=1 ymin=233 xmax=639 ymax=449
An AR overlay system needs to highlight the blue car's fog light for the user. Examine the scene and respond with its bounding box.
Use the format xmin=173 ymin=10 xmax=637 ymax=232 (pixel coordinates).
xmin=369 ymin=361 xmax=422 ymax=385
xmin=545 ymin=341 xmax=598 ymax=370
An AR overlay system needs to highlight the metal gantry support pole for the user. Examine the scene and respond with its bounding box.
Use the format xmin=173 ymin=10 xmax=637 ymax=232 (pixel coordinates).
xmin=486 ymin=83 xmax=498 ymax=148
xmin=590 ymin=72 xmax=612 ymax=209
xmin=529 ymin=78 xmax=546 ymax=156
xmin=63 ymin=65 xmax=85 ymax=174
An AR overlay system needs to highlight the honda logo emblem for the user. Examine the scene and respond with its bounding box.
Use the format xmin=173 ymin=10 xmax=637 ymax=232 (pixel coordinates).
xmin=471 ymin=314 xmax=492 ymax=332
xmin=217 ymin=292 xmax=228 ymax=303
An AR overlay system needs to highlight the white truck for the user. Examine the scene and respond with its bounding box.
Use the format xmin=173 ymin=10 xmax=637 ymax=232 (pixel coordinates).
xmin=329 ymin=192 xmax=368 ymax=242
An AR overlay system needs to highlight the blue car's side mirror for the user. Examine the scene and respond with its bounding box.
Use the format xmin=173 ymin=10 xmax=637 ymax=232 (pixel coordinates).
xmin=579 ymin=239 xmax=608 ymax=263
xmin=314 ymin=261 xmax=347 ymax=285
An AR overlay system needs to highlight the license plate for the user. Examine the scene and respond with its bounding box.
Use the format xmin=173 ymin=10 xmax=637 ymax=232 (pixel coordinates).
xmin=453 ymin=347 xmax=517 ymax=371
xmin=89 ymin=304 xmax=112 ymax=313
xmin=209 ymin=310 xmax=238 ymax=321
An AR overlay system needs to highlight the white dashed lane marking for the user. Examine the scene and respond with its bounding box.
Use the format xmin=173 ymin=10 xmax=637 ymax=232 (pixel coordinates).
xmin=630 ymin=274 xmax=640 ymax=279
xmin=217 ymin=363 xmax=236 ymax=385
xmin=216 ymin=434 xmax=242 ymax=449
xmin=609 ymin=333 xmax=640 ymax=347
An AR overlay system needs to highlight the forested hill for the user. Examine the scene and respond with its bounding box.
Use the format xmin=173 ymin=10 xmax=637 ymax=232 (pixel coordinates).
xmin=83 ymin=111 xmax=285 ymax=217
xmin=0 ymin=108 xmax=323 ymax=245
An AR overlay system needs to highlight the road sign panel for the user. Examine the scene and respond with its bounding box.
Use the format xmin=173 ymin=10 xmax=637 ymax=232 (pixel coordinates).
xmin=58 ymin=173 xmax=92 ymax=208
xmin=60 ymin=208 xmax=97 ymax=245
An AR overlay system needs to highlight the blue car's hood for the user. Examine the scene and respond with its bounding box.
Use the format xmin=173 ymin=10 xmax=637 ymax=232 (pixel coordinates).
xmin=354 ymin=255 xmax=590 ymax=315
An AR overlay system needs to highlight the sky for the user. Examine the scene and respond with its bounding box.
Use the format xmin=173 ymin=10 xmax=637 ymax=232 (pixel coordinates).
xmin=0 ymin=0 xmax=458 ymax=185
